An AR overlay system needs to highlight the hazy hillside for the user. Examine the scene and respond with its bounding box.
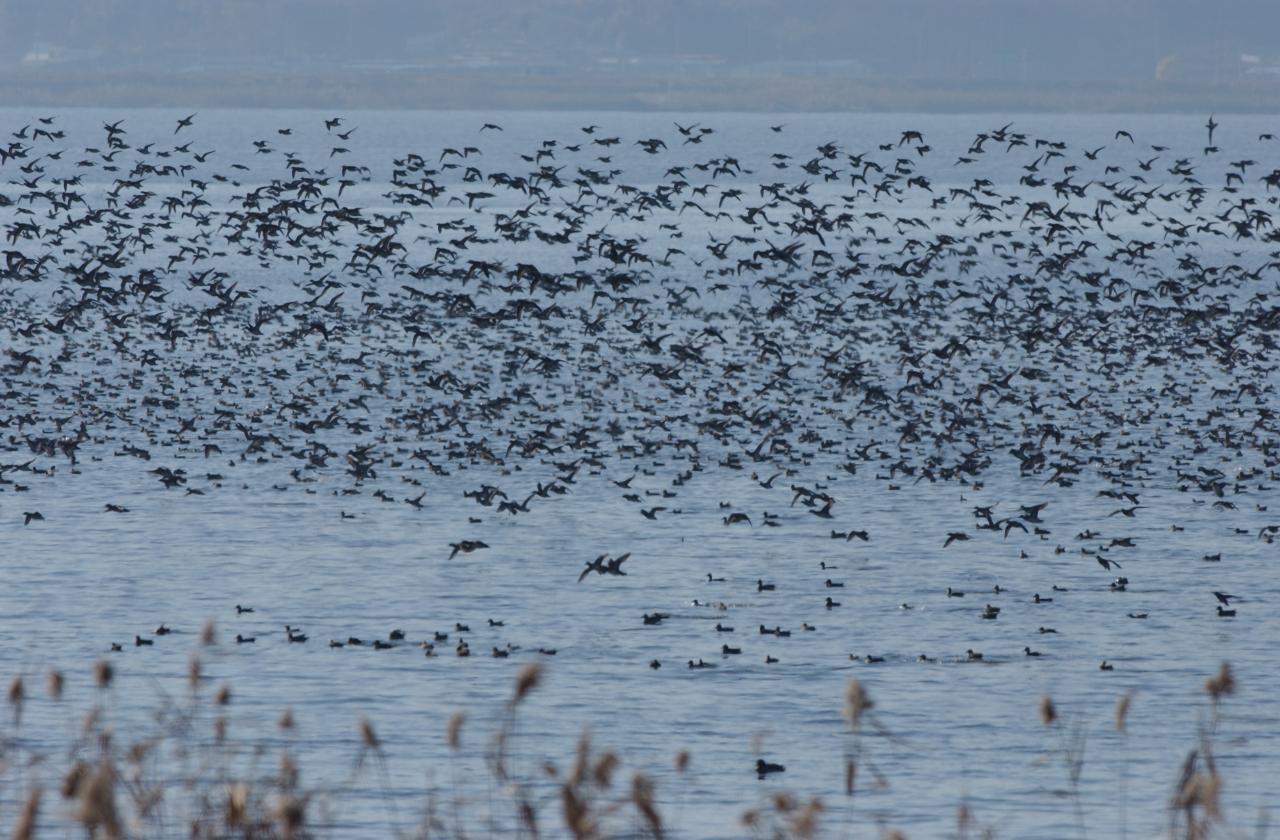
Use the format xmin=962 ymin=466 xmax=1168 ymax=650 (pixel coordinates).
xmin=0 ymin=1 xmax=1277 ymax=108
xmin=4 ymin=0 xmax=1279 ymax=79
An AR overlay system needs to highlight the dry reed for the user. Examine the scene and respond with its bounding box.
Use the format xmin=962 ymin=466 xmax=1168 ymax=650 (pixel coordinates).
xmin=0 ymin=659 xmax=1256 ymax=839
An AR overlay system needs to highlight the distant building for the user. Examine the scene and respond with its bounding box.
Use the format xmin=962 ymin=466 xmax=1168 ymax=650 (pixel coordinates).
xmin=21 ymin=42 xmax=56 ymax=63
xmin=21 ymin=42 xmax=101 ymax=65
xmin=1240 ymin=53 xmax=1280 ymax=79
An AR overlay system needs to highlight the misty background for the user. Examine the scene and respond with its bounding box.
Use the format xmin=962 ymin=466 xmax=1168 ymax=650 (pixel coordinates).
xmin=1 ymin=0 xmax=1278 ymax=110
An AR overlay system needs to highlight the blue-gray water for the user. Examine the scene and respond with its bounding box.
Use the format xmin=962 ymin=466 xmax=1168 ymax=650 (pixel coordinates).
xmin=1 ymin=109 xmax=1278 ymax=839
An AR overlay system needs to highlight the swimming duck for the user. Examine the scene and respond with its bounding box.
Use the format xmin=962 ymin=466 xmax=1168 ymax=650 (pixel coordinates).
xmin=1100 ymin=661 xmax=1114 ymax=671
xmin=135 ymin=635 xmax=153 ymax=646
xmin=237 ymin=634 xmax=256 ymax=644
xmin=722 ymin=645 xmax=742 ymax=655
xmin=757 ymin=579 xmax=776 ymax=592
xmin=756 ymin=759 xmax=785 ymax=776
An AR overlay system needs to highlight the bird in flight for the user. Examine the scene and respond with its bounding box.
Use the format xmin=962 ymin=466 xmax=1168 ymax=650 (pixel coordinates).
xmin=448 ymin=540 xmax=489 ymax=560
xmin=578 ymin=554 xmax=608 ymax=582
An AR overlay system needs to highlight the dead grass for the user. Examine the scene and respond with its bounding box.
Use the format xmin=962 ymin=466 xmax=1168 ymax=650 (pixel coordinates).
xmin=0 ymin=656 xmax=1255 ymax=839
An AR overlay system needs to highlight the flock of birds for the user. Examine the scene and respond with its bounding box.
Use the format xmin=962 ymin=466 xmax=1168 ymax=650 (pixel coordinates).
xmin=2 ymin=112 xmax=1278 ymax=740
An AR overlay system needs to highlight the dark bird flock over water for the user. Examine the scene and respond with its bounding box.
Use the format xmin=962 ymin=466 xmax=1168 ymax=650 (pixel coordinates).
xmin=2 ymin=112 xmax=1278 ymax=760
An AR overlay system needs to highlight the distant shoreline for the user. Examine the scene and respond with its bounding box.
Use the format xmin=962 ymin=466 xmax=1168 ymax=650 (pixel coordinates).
xmin=2 ymin=67 xmax=1280 ymax=113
